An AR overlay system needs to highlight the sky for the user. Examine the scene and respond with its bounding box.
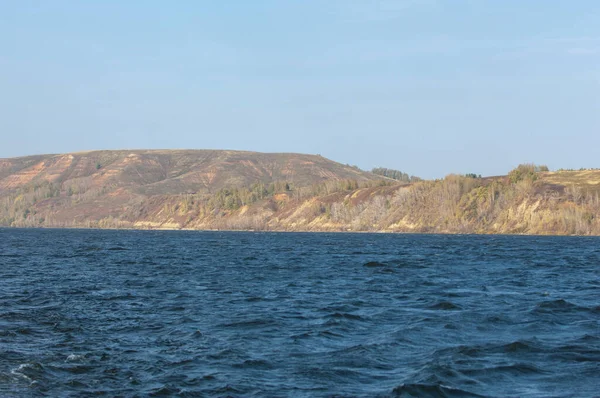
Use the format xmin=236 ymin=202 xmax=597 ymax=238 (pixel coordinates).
xmin=0 ymin=1 xmax=598 ymax=179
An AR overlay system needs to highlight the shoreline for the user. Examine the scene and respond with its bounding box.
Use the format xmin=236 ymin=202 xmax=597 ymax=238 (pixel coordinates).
xmin=1 ymin=225 xmax=597 ymax=237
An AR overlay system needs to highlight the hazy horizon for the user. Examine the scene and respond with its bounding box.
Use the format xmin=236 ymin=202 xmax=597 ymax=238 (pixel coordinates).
xmin=1 ymin=1 xmax=598 ymax=179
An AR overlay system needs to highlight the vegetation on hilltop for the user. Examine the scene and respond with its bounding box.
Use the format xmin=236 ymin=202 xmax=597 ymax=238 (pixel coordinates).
xmin=1 ymin=151 xmax=599 ymax=235
xmin=371 ymin=167 xmax=420 ymax=182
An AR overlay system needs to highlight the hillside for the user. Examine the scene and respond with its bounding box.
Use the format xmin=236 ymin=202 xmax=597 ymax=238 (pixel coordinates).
xmin=0 ymin=150 xmax=377 ymax=193
xmin=0 ymin=150 xmax=386 ymax=228
xmin=1 ymin=151 xmax=599 ymax=235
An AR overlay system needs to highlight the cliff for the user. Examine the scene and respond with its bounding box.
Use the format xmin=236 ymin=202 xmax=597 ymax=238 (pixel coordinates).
xmin=1 ymin=151 xmax=599 ymax=235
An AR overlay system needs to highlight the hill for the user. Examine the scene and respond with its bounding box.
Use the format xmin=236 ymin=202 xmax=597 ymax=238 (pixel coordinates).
xmin=0 ymin=150 xmax=388 ymax=228
xmin=0 ymin=150 xmax=378 ymax=193
xmin=1 ymin=152 xmax=599 ymax=235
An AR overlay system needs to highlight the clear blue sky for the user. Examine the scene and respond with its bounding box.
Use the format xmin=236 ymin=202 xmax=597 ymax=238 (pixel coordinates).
xmin=1 ymin=1 xmax=598 ymax=178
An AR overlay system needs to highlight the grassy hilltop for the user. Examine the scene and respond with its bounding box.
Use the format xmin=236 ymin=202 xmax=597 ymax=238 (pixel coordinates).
xmin=1 ymin=150 xmax=599 ymax=235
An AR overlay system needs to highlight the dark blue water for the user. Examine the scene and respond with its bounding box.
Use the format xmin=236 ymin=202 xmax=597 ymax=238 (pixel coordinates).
xmin=1 ymin=229 xmax=599 ymax=397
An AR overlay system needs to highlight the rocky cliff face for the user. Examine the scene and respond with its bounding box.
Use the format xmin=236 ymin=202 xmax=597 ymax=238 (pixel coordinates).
xmin=1 ymin=151 xmax=599 ymax=235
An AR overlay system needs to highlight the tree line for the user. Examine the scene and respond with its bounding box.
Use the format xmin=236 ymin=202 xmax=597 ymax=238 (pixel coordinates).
xmin=371 ymin=167 xmax=420 ymax=182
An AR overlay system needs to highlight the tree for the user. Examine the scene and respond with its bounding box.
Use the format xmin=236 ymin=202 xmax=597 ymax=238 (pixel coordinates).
xmin=371 ymin=167 xmax=419 ymax=182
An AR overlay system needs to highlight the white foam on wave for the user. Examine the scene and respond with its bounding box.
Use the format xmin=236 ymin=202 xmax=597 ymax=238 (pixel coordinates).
xmin=66 ymin=354 xmax=83 ymax=362
xmin=10 ymin=364 xmax=33 ymax=381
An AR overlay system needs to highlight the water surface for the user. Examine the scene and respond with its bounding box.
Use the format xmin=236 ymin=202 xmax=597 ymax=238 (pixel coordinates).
xmin=1 ymin=229 xmax=599 ymax=397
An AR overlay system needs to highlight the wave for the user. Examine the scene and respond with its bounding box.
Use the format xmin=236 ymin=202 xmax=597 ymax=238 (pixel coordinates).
xmin=232 ymin=358 xmax=273 ymax=369
xmin=206 ymin=348 xmax=247 ymax=361
xmin=60 ymin=364 xmax=96 ymax=375
xmin=220 ymin=318 xmax=276 ymax=328
xmin=146 ymin=385 xmax=182 ymax=396
xmin=319 ymin=330 xmax=344 ymax=338
xmin=205 ymin=384 xmax=245 ymax=396
xmin=363 ymin=259 xmax=425 ymax=269
xmin=428 ymin=301 xmax=462 ymax=311
xmin=432 ymin=339 xmax=546 ymax=360
xmin=549 ymin=334 xmax=600 ymax=362
xmin=391 ymin=383 xmax=486 ymax=397
xmin=364 ymin=261 xmax=388 ymax=267
xmin=462 ymin=362 xmax=545 ymax=376
xmin=10 ymin=362 xmax=45 ymax=382
xmin=532 ymin=299 xmax=595 ymax=314
xmin=326 ymin=312 xmax=365 ymax=321
xmin=498 ymin=339 xmax=544 ymax=354
xmin=65 ymin=354 xmax=85 ymax=362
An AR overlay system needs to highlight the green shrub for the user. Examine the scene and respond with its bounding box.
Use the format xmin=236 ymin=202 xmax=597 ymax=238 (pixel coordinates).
xmin=509 ymin=164 xmax=539 ymax=183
